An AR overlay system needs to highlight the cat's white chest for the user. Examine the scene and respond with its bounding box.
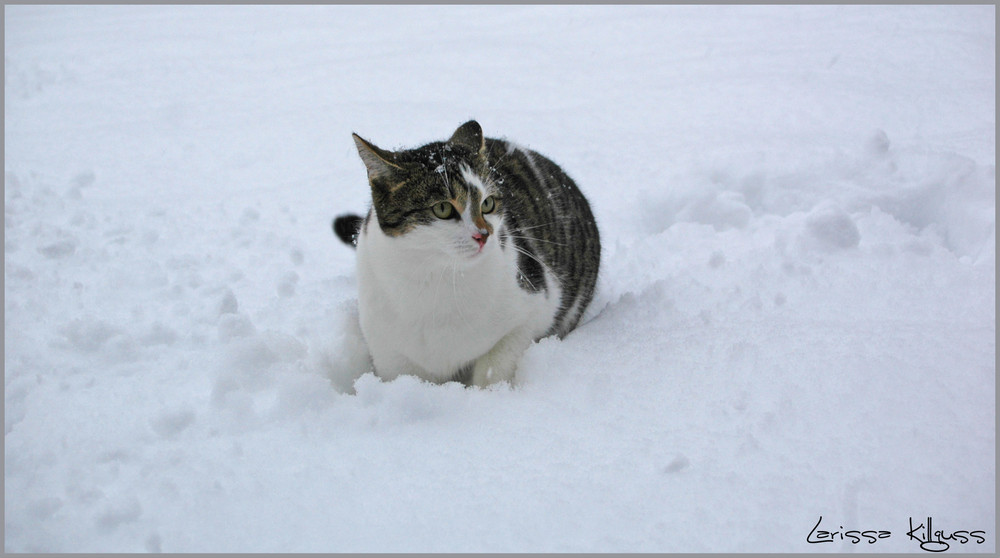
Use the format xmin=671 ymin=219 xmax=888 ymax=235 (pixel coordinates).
xmin=355 ymin=216 xmax=558 ymax=384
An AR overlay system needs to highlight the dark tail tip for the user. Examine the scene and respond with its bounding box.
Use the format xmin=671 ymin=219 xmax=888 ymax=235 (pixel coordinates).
xmin=333 ymin=214 xmax=363 ymax=248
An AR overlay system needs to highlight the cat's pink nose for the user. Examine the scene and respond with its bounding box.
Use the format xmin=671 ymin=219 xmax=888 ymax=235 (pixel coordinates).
xmin=472 ymin=230 xmax=489 ymax=248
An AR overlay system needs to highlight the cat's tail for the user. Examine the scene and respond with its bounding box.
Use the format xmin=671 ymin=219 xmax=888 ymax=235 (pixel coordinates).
xmin=332 ymin=214 xmax=363 ymax=248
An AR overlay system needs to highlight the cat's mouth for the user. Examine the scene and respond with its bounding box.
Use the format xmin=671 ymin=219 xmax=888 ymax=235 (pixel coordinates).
xmin=452 ymin=239 xmax=488 ymax=260
xmin=466 ymin=243 xmax=486 ymax=258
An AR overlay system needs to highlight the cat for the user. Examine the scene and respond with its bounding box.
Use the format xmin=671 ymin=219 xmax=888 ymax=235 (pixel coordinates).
xmin=333 ymin=120 xmax=600 ymax=387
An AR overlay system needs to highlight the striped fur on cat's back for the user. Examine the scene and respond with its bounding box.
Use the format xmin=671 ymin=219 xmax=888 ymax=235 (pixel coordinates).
xmin=333 ymin=120 xmax=600 ymax=387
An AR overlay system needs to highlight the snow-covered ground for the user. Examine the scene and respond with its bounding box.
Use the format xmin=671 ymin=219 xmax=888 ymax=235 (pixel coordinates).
xmin=4 ymin=5 xmax=995 ymax=553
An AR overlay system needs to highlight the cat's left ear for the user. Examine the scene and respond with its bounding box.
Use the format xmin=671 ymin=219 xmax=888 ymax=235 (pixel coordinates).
xmin=449 ymin=120 xmax=485 ymax=155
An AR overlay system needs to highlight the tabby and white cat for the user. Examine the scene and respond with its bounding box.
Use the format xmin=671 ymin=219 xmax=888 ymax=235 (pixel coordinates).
xmin=333 ymin=121 xmax=600 ymax=387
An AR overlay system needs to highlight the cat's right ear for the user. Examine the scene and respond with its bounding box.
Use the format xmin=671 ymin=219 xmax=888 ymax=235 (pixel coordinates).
xmin=449 ymin=120 xmax=485 ymax=155
xmin=353 ymin=133 xmax=401 ymax=182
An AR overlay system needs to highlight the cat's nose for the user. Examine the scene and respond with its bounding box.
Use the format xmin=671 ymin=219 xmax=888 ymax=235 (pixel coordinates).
xmin=472 ymin=229 xmax=489 ymax=247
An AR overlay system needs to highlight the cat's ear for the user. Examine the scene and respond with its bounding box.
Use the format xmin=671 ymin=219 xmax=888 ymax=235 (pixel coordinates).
xmin=353 ymin=133 xmax=401 ymax=182
xmin=449 ymin=120 xmax=485 ymax=155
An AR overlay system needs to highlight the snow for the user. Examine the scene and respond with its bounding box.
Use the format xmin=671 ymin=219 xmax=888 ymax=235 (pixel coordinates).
xmin=4 ymin=4 xmax=995 ymax=553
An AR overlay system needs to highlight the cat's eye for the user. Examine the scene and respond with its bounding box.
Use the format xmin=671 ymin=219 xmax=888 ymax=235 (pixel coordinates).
xmin=431 ymin=201 xmax=455 ymax=219
xmin=481 ymin=196 xmax=496 ymax=214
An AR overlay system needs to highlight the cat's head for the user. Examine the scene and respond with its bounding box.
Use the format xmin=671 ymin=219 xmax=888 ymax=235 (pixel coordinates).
xmin=353 ymin=120 xmax=502 ymax=261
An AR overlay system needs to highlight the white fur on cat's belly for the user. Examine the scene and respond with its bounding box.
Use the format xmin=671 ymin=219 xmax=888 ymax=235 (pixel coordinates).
xmin=356 ymin=210 xmax=561 ymax=386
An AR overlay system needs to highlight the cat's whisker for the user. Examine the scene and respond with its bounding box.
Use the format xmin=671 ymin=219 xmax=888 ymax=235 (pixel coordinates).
xmin=506 ymin=234 xmax=569 ymax=248
xmin=508 ymin=219 xmax=574 ymax=234
xmin=430 ymin=258 xmax=449 ymax=327
xmin=502 ymin=219 xmax=574 ymax=242
xmin=450 ymin=260 xmax=476 ymax=331
xmin=509 ymin=243 xmax=549 ymax=271
xmin=513 ymin=261 xmax=539 ymax=291
xmin=440 ymin=166 xmax=453 ymax=197
xmin=484 ymin=150 xmax=511 ymax=180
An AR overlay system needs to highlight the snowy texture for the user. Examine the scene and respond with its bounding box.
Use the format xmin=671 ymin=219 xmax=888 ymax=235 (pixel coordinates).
xmin=4 ymin=5 xmax=995 ymax=553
